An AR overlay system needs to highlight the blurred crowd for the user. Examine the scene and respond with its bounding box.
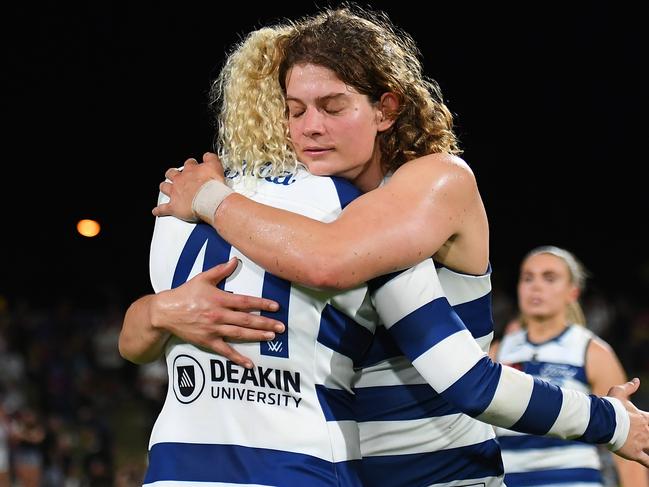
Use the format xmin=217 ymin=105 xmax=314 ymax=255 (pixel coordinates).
xmin=0 ymin=294 xmax=161 ymax=486
xmin=0 ymin=283 xmax=648 ymax=486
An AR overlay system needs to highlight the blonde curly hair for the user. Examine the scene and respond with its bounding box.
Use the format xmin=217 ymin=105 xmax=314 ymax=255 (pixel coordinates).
xmin=210 ymin=5 xmax=461 ymax=177
xmin=210 ymin=25 xmax=298 ymax=177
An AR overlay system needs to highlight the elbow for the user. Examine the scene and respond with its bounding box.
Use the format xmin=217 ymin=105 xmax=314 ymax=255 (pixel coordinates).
xmin=301 ymin=254 xmax=357 ymax=290
xmin=118 ymin=337 xmax=138 ymax=364
xmin=441 ymin=389 xmax=486 ymax=418
xmin=302 ymin=267 xmax=344 ymax=290
xmin=118 ymin=334 xmax=154 ymax=365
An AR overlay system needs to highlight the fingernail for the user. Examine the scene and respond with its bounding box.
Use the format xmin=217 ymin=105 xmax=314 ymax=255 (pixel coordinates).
xmin=244 ymin=362 xmax=253 ymax=369
xmin=275 ymin=324 xmax=285 ymax=333
xmin=270 ymin=302 xmax=279 ymax=311
xmin=264 ymin=332 xmax=275 ymax=340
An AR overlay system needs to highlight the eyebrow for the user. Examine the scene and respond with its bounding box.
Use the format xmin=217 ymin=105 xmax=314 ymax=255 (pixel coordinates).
xmin=285 ymin=93 xmax=349 ymax=104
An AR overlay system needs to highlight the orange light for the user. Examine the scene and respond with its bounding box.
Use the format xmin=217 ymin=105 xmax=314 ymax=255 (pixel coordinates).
xmin=77 ymin=219 xmax=101 ymax=237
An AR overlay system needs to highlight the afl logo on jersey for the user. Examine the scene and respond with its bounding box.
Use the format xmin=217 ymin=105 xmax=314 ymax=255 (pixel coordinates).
xmin=172 ymin=354 xmax=205 ymax=404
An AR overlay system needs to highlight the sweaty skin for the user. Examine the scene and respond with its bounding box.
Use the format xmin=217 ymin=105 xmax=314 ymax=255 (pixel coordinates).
xmin=154 ymin=151 xmax=489 ymax=289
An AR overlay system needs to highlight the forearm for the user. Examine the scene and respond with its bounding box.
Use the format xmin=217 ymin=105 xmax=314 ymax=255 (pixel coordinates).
xmin=215 ymin=186 xmax=435 ymax=289
xmin=403 ymin=328 xmax=627 ymax=448
xmin=374 ymin=262 xmax=627 ymax=449
xmin=119 ymin=294 xmax=170 ymax=364
xmin=215 ymin=194 xmax=341 ymax=287
xmin=159 ymin=153 xmax=464 ymax=289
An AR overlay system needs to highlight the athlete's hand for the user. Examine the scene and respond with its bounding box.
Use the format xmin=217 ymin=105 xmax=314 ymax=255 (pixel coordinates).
xmin=609 ymin=378 xmax=649 ymax=467
xmin=153 ymin=152 xmax=226 ymax=222
xmin=150 ymin=257 xmax=285 ymax=368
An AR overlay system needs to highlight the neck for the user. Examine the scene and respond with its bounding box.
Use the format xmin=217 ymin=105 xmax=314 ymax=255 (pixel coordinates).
xmin=525 ymin=315 xmax=568 ymax=343
xmin=352 ymin=149 xmax=387 ymax=192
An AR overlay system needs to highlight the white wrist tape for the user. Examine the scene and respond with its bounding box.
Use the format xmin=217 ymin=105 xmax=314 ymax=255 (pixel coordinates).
xmin=191 ymin=179 xmax=234 ymax=226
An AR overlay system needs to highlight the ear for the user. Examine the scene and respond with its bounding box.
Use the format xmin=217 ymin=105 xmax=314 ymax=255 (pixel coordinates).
xmin=568 ymin=285 xmax=580 ymax=303
xmin=376 ymin=92 xmax=399 ymax=132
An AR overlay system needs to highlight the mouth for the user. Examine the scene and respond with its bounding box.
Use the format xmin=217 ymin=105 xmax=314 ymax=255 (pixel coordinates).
xmin=302 ymin=147 xmax=333 ymax=157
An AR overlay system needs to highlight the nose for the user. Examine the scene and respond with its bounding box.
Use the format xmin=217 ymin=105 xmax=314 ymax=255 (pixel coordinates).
xmin=302 ymin=107 xmax=325 ymax=137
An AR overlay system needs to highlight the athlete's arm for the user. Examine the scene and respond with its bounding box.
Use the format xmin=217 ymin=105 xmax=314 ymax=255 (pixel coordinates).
xmin=370 ymin=261 xmax=649 ymax=466
xmin=154 ymin=152 xmax=485 ymax=289
xmin=587 ymin=337 xmax=649 ymax=485
xmin=118 ymin=258 xmax=284 ymax=367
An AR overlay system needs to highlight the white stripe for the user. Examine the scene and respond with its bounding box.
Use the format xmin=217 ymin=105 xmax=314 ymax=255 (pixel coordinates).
xmin=149 ymin=216 xmax=200 ymax=292
xmin=328 ymin=420 xmax=362 ymax=462
xmin=373 ymin=259 xmax=444 ymax=328
xmin=314 ymin=341 xmax=355 ymax=392
xmin=502 ymin=444 xmax=601 ymax=472
xmin=412 ymin=330 xmax=485 ymax=393
xmin=354 ymin=356 xmax=427 ymax=388
xmin=330 ymin=285 xmax=377 ymax=332
xmin=475 ymin=332 xmax=494 ymax=353
xmin=602 ymin=396 xmax=629 ymax=451
xmin=423 ymin=475 xmax=504 ymax=487
xmin=437 ymin=266 xmax=491 ymax=306
xmin=546 ymin=387 xmax=591 ymax=439
xmin=360 ymin=413 xmax=495 ymax=456
xmin=494 ymin=426 xmax=525 ymax=437
xmin=477 ymin=365 xmax=533 ymax=429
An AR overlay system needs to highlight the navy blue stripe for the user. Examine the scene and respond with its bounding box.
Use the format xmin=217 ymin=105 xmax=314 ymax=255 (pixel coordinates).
xmin=498 ymin=434 xmax=593 ymax=451
xmin=318 ymin=304 xmax=373 ymax=364
xmin=355 ymin=384 xmax=458 ymax=422
xmin=356 ymin=326 xmax=402 ymax=367
xmin=453 ymin=292 xmax=494 ymax=339
xmin=361 ymin=439 xmax=503 ymax=486
xmin=330 ymin=176 xmax=362 ymax=209
xmin=577 ymin=395 xmax=616 ymax=444
xmin=172 ymin=224 xmax=231 ymax=289
xmin=202 ymin=225 xmax=232 ymax=281
xmin=442 ymin=356 xmax=501 ymax=416
xmin=390 ymin=297 xmax=466 ymax=361
xmin=259 ymin=272 xmax=291 ymax=358
xmin=511 ymin=377 xmax=563 ymax=435
xmin=504 ymin=467 xmax=602 ymax=486
xmin=316 ymin=384 xmax=355 ymax=421
xmin=144 ymin=442 xmax=363 ymax=486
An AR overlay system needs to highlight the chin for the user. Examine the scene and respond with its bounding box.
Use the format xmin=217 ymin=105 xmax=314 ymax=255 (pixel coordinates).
xmin=303 ymin=160 xmax=340 ymax=177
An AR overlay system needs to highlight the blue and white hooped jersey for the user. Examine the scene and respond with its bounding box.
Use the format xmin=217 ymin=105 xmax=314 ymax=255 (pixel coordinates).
xmin=357 ymin=273 xmax=627 ymax=487
xmin=144 ymin=168 xmax=374 ymax=487
xmin=495 ymin=325 xmax=603 ymax=487
xmin=143 ymin=168 xmax=629 ymax=487
xmin=356 ymin=263 xmax=505 ymax=487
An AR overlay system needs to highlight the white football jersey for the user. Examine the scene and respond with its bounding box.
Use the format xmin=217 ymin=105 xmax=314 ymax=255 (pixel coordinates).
xmin=144 ymin=169 xmax=372 ymax=486
xmin=496 ymin=325 xmax=603 ymax=486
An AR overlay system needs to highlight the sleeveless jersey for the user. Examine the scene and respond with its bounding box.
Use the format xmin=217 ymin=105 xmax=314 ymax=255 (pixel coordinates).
xmin=495 ymin=325 xmax=603 ymax=487
xmin=143 ymin=168 xmax=372 ymax=486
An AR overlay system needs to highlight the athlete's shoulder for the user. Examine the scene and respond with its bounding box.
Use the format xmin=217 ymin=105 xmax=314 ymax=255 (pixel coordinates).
xmin=396 ymin=153 xmax=474 ymax=176
xmin=565 ymin=323 xmax=597 ymax=344
xmin=391 ymin=153 xmax=478 ymax=196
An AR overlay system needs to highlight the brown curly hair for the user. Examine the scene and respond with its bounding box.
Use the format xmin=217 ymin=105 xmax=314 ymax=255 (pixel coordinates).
xmin=211 ymin=5 xmax=460 ymax=176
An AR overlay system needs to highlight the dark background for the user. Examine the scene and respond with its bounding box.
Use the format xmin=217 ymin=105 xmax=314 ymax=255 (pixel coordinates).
xmin=2 ymin=1 xmax=647 ymax=311
xmin=0 ymin=3 xmax=648 ymax=481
